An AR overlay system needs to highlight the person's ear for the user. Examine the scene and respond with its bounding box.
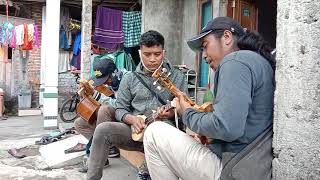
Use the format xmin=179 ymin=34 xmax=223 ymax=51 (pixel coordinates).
xmin=162 ymin=50 xmax=165 ymax=57
xmin=138 ymin=50 xmax=142 ymax=58
xmin=223 ymin=30 xmax=233 ymax=46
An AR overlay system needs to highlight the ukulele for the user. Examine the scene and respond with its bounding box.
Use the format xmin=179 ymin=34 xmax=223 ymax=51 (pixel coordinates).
xmin=152 ymin=68 xmax=214 ymax=145
xmin=131 ymin=103 xmax=173 ymax=142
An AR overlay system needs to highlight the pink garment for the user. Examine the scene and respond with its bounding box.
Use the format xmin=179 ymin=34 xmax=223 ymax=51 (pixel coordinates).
xmin=9 ymin=28 xmax=16 ymax=48
xmin=33 ymin=24 xmax=40 ymax=48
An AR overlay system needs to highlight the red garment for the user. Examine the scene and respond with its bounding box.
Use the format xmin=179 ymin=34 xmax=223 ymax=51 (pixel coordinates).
xmin=21 ymin=24 xmax=32 ymax=50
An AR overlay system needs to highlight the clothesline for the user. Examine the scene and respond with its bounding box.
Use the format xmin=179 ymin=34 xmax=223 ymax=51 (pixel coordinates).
xmin=0 ymin=21 xmax=39 ymax=50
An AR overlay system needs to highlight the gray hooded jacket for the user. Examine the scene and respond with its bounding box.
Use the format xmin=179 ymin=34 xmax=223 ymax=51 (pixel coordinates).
xmin=115 ymin=60 xmax=188 ymax=123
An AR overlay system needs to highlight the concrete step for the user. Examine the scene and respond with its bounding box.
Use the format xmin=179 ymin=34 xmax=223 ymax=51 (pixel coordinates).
xmin=18 ymin=108 xmax=42 ymax=116
xmin=39 ymin=135 xmax=88 ymax=169
xmin=120 ymin=149 xmax=145 ymax=168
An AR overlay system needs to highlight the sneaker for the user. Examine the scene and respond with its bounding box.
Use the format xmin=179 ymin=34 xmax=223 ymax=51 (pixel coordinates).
xmin=108 ymin=146 xmax=120 ymax=158
xmin=78 ymin=156 xmax=109 ymax=173
xmin=78 ymin=156 xmax=88 ymax=173
xmin=137 ymin=171 xmax=151 ymax=180
xmin=137 ymin=162 xmax=151 ymax=180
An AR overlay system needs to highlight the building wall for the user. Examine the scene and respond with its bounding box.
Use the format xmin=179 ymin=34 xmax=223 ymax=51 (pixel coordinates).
xmin=141 ymin=0 xmax=183 ymax=65
xmin=273 ymin=0 xmax=320 ymax=179
xmin=29 ymin=3 xmax=42 ymax=107
xmin=1 ymin=3 xmax=43 ymax=113
xmin=180 ymin=0 xmax=198 ymax=70
xmin=58 ymin=72 xmax=78 ymax=108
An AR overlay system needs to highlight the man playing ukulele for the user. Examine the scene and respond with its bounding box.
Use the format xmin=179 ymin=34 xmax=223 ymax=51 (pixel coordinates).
xmin=86 ymin=30 xmax=188 ymax=180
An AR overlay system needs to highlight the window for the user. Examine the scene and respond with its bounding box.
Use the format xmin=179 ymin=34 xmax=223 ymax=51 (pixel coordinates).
xmin=198 ymin=0 xmax=212 ymax=87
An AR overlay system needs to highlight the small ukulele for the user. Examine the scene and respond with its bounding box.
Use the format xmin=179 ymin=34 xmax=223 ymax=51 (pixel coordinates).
xmin=131 ymin=103 xmax=173 ymax=142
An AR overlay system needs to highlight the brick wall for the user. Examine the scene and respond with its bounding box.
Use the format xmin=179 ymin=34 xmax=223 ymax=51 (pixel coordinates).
xmin=3 ymin=3 xmax=79 ymax=112
xmin=58 ymin=72 xmax=78 ymax=108
xmin=28 ymin=3 xmax=42 ymax=107
xmin=2 ymin=3 xmax=43 ymax=113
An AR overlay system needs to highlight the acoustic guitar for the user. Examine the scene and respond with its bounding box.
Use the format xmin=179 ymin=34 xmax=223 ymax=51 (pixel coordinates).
xmin=76 ymin=79 xmax=114 ymax=124
xmin=152 ymin=68 xmax=214 ymax=145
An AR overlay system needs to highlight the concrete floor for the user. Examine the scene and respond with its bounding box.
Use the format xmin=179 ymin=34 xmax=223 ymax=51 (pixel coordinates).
xmin=0 ymin=115 xmax=137 ymax=180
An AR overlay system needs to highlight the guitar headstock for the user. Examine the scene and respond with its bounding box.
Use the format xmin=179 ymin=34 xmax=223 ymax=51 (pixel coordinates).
xmin=152 ymin=68 xmax=174 ymax=91
xmin=152 ymin=68 xmax=196 ymax=106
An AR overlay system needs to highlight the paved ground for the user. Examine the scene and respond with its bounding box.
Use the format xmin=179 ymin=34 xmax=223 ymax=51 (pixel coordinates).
xmin=0 ymin=116 xmax=137 ymax=180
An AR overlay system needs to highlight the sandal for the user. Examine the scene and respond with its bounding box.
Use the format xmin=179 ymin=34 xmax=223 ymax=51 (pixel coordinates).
xmin=8 ymin=148 xmax=26 ymax=159
xmin=64 ymin=143 xmax=86 ymax=154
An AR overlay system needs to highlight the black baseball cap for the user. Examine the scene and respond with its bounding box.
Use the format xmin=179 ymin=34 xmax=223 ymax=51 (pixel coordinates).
xmin=92 ymin=58 xmax=117 ymax=86
xmin=187 ymin=17 xmax=245 ymax=52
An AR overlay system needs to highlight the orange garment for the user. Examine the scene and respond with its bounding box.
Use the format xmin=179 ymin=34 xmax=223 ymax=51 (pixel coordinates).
xmin=21 ymin=23 xmax=32 ymax=50
xmin=0 ymin=46 xmax=8 ymax=63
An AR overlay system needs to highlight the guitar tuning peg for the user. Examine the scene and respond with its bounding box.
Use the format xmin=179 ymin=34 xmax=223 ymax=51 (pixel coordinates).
xmin=153 ymin=78 xmax=160 ymax=85
xmin=156 ymin=86 xmax=162 ymax=91
xmin=166 ymin=72 xmax=171 ymax=77
xmin=162 ymin=68 xmax=168 ymax=73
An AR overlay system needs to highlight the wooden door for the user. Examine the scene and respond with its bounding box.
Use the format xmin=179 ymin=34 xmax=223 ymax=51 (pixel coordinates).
xmin=227 ymin=0 xmax=258 ymax=31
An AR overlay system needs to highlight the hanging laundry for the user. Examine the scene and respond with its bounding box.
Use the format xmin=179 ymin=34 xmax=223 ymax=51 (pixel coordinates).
xmin=58 ymin=50 xmax=70 ymax=73
xmin=22 ymin=23 xmax=32 ymax=50
xmin=1 ymin=22 xmax=14 ymax=45
xmin=33 ymin=24 xmax=40 ymax=48
xmin=60 ymin=7 xmax=72 ymax=48
xmin=67 ymin=31 xmax=72 ymax=47
xmin=0 ymin=45 xmax=8 ymax=63
xmin=122 ymin=11 xmax=141 ymax=48
xmin=15 ymin=24 xmax=24 ymax=46
xmin=73 ymin=32 xmax=81 ymax=55
xmin=93 ymin=6 xmax=124 ymax=50
xmin=0 ymin=46 xmax=4 ymax=61
xmin=76 ymin=52 xmax=81 ymax=70
xmin=9 ymin=28 xmax=16 ymax=48
xmin=91 ymin=50 xmax=135 ymax=77
xmin=70 ymin=53 xmax=81 ymax=70
xmin=59 ymin=25 xmax=70 ymax=49
xmin=27 ymin=24 xmax=34 ymax=41
xmin=2 ymin=45 xmax=8 ymax=63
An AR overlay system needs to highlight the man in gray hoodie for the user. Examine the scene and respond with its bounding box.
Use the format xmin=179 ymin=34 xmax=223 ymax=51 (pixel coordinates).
xmin=86 ymin=30 xmax=188 ymax=180
xmin=143 ymin=17 xmax=275 ymax=180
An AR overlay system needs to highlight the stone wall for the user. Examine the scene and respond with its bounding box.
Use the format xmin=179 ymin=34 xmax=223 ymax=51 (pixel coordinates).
xmin=273 ymin=0 xmax=320 ymax=179
xmin=141 ymin=0 xmax=183 ymax=65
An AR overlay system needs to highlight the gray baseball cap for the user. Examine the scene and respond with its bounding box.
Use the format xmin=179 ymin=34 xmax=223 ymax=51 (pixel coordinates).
xmin=187 ymin=17 xmax=245 ymax=52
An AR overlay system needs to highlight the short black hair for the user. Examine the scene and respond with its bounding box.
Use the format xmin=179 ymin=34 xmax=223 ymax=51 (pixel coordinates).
xmin=140 ymin=30 xmax=164 ymax=48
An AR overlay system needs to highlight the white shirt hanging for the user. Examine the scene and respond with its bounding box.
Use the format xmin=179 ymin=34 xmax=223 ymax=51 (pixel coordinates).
xmin=15 ymin=24 xmax=24 ymax=46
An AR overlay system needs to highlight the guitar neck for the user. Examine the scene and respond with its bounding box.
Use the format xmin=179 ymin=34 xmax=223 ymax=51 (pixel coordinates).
xmin=168 ymin=86 xmax=195 ymax=106
xmin=144 ymin=103 xmax=174 ymax=125
xmin=95 ymin=85 xmax=114 ymax=97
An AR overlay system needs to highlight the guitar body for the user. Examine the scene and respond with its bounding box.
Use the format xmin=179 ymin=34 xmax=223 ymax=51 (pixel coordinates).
xmin=76 ymin=79 xmax=112 ymax=124
xmin=76 ymin=95 xmax=101 ymax=124
xmin=131 ymin=115 xmax=147 ymax=142
xmin=186 ymin=102 xmax=214 ymax=145
xmin=152 ymin=68 xmax=214 ymax=145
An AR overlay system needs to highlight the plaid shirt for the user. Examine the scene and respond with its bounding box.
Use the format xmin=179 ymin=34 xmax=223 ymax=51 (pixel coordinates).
xmin=122 ymin=11 xmax=141 ymax=47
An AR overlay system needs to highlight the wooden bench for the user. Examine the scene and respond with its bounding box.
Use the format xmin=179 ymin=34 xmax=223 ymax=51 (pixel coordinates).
xmin=120 ymin=149 xmax=145 ymax=168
